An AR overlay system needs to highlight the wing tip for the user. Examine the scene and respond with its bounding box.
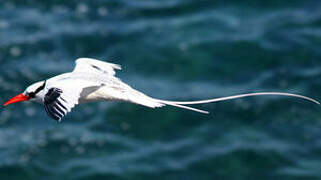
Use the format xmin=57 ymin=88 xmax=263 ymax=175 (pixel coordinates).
xmin=74 ymin=57 xmax=122 ymax=74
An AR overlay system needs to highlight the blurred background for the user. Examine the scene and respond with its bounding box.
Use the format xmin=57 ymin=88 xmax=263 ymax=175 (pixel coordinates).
xmin=1 ymin=0 xmax=321 ymax=179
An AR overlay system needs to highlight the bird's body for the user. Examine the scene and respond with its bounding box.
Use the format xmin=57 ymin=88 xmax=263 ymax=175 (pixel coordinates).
xmin=4 ymin=58 xmax=320 ymax=121
xmin=44 ymin=59 xmax=172 ymax=106
xmin=44 ymin=71 xmax=165 ymax=106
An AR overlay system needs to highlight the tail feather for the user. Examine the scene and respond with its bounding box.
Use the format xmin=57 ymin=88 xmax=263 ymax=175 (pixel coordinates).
xmin=158 ymin=101 xmax=209 ymax=114
xmin=127 ymin=90 xmax=209 ymax=113
xmin=151 ymin=92 xmax=320 ymax=114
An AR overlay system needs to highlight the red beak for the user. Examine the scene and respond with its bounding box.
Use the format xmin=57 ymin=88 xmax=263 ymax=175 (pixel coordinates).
xmin=4 ymin=93 xmax=30 ymax=106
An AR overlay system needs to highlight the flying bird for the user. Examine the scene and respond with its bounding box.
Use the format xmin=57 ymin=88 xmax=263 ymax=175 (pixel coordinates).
xmin=3 ymin=58 xmax=320 ymax=122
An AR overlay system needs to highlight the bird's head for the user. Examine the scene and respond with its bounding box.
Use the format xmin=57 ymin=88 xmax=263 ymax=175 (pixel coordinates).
xmin=4 ymin=81 xmax=46 ymax=106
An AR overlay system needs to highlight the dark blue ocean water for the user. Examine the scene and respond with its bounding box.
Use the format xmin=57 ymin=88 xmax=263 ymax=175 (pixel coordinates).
xmin=1 ymin=0 xmax=321 ymax=179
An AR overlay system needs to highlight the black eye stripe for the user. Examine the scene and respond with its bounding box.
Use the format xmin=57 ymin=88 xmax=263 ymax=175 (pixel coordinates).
xmin=28 ymin=92 xmax=36 ymax=98
xmin=34 ymin=80 xmax=46 ymax=94
xmin=29 ymin=81 xmax=46 ymax=98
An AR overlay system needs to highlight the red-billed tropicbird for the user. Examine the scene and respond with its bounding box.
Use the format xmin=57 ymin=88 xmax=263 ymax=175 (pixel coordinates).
xmin=3 ymin=58 xmax=320 ymax=121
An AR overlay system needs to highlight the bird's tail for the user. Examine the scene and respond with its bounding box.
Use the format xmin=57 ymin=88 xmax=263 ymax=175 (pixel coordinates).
xmin=146 ymin=92 xmax=320 ymax=114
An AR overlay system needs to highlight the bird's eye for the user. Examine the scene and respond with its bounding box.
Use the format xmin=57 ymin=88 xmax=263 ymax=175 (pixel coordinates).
xmin=28 ymin=92 xmax=35 ymax=98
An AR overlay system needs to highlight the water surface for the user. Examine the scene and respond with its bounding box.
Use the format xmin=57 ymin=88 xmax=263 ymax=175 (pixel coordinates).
xmin=0 ymin=1 xmax=321 ymax=179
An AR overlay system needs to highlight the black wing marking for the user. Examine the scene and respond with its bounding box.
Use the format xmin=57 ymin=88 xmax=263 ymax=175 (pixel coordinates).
xmin=44 ymin=88 xmax=68 ymax=121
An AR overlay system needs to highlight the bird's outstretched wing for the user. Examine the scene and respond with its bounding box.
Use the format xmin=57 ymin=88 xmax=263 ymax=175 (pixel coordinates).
xmin=73 ymin=58 xmax=121 ymax=76
xmin=44 ymin=88 xmax=67 ymax=121
xmin=43 ymin=87 xmax=80 ymax=122
xmin=43 ymin=78 xmax=100 ymax=121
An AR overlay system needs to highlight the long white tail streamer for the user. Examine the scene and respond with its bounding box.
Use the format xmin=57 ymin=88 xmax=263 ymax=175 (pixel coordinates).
xmin=156 ymin=92 xmax=320 ymax=114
